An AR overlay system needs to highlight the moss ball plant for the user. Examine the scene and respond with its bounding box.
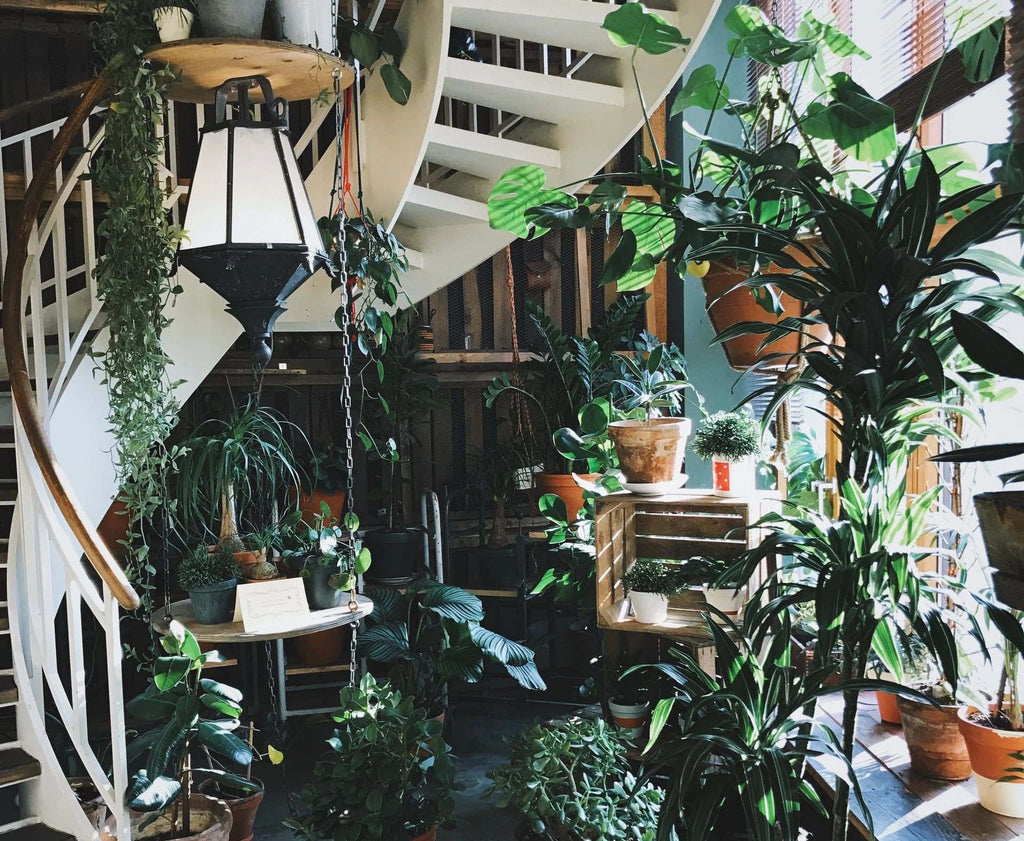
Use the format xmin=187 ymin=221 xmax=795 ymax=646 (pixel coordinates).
xmin=622 ymin=558 xmax=688 ymax=595
xmin=691 ymin=411 xmax=762 ymax=461
xmin=178 ymin=545 xmax=239 ymax=592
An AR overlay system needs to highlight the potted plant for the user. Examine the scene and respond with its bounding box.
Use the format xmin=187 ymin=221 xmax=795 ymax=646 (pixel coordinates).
xmin=470 ymin=441 xmax=529 ymax=589
xmin=286 ymin=675 xmax=456 ymax=841
xmin=280 ymin=502 xmax=371 ymax=611
xmin=299 ymin=442 xmax=348 ymax=525
xmin=488 ymin=717 xmax=664 ymax=841
xmin=680 ymin=555 xmax=751 ymax=624
xmin=269 ymin=0 xmax=332 ymax=48
xmin=485 ymin=297 xmax=646 ymax=518
xmin=196 ymin=0 xmax=267 ymax=37
xmin=691 ymin=411 xmax=762 ymax=497
xmin=898 ymin=679 xmax=972 ymax=782
xmin=176 ymin=400 xmax=305 ymax=556
xmin=621 ymin=558 xmax=687 ymax=624
xmin=360 ymin=578 xmax=545 ymax=716
xmin=603 ymin=666 xmax=653 ymax=740
xmin=239 ymin=520 xmax=290 ymax=581
xmin=152 ymin=0 xmax=195 ymax=42
xmin=178 ymin=545 xmax=239 ymax=625
xmin=122 ymin=621 xmax=252 ymax=841
xmin=606 ymin=346 xmax=694 ymax=494
xmin=198 ymin=772 xmax=263 ymax=841
xmin=361 ymin=308 xmax=439 ymax=584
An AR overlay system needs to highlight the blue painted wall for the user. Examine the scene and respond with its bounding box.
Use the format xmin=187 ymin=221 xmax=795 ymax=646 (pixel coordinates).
xmin=665 ymin=0 xmax=753 ymax=488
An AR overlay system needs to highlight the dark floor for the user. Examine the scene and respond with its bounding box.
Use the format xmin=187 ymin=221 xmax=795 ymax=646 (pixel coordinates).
xmin=254 ymin=696 xmax=581 ymax=841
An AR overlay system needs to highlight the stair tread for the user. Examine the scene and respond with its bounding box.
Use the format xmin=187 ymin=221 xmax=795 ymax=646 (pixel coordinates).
xmin=426 ymin=124 xmax=561 ymax=181
xmin=0 ymin=676 xmax=16 ymax=706
xmin=0 ymin=826 xmax=75 ymax=841
xmin=0 ymin=749 xmax=41 ymax=786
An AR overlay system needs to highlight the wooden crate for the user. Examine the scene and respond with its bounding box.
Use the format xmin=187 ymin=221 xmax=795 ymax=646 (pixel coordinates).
xmin=595 ymin=490 xmax=780 ymax=654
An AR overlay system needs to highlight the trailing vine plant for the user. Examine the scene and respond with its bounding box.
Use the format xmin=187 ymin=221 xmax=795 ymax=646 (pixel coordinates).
xmin=91 ymin=0 xmax=183 ymax=635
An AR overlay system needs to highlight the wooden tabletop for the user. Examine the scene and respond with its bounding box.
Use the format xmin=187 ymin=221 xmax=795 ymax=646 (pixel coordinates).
xmin=153 ymin=595 xmax=374 ymax=643
xmin=145 ymin=38 xmax=354 ymax=104
xmin=811 ymin=693 xmax=1024 ymax=841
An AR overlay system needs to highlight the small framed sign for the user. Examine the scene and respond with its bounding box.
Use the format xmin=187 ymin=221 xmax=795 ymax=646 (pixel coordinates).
xmin=234 ymin=579 xmax=310 ymax=633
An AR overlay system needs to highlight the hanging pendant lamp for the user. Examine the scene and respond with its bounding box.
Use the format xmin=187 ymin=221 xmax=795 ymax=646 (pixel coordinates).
xmin=178 ymin=75 xmax=326 ymax=368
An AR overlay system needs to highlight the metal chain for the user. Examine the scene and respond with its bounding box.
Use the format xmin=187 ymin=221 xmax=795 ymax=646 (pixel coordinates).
xmin=264 ymin=640 xmax=300 ymax=818
xmin=770 ymin=0 xmax=779 ymax=25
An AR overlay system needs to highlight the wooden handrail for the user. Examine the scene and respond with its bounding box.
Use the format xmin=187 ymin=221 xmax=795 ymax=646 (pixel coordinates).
xmin=2 ymin=70 xmax=140 ymax=611
xmin=0 ymin=79 xmax=93 ymax=124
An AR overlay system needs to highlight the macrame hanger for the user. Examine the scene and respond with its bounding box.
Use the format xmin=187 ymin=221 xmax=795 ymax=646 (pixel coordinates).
xmin=504 ymin=246 xmax=536 ymax=456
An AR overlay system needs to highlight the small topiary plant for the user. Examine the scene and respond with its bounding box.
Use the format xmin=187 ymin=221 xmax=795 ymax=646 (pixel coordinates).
xmin=691 ymin=411 xmax=761 ymax=461
xmin=178 ymin=545 xmax=239 ymax=591
xmin=622 ymin=558 xmax=688 ymax=595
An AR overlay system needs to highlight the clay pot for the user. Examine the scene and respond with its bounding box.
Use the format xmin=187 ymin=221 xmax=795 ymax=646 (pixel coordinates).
xmin=535 ymin=473 xmax=600 ymax=521
xmin=69 ymin=777 xmax=107 ymax=831
xmin=630 ymin=591 xmax=668 ymax=624
xmin=410 ymin=826 xmax=438 ymax=841
xmin=102 ymin=794 xmax=233 ymax=841
xmin=299 ymin=490 xmax=347 ymax=523
xmin=975 ymin=492 xmax=1024 ymax=610
xmin=703 ymin=258 xmax=827 ymax=372
xmin=292 ymin=626 xmax=351 ymax=666
xmin=875 ymin=673 xmax=902 ymax=726
xmin=897 ymin=696 xmax=970 ymax=780
xmin=608 ymin=419 xmax=691 ymax=493
xmin=233 ymin=550 xmax=265 ymax=581
xmin=197 ymin=778 xmax=264 ymax=841
xmin=959 ymin=705 xmax=1024 ymax=817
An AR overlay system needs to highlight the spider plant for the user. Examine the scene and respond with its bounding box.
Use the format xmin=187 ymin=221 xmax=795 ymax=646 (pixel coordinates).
xmin=176 ymin=399 xmax=307 ymax=552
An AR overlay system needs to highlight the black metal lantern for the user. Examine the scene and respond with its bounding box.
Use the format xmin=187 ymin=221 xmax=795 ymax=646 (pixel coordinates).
xmin=178 ymin=75 xmax=327 ymax=368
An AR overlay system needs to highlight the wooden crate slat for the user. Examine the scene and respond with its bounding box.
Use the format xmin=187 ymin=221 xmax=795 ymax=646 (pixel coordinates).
xmin=635 ymin=535 xmax=748 ymax=561
xmin=634 ymin=511 xmax=746 ymax=539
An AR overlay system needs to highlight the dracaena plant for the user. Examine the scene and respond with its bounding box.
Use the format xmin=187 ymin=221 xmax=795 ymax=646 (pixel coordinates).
xmin=125 ymin=622 xmax=253 ymax=829
xmin=358 ymin=578 xmax=545 ymax=714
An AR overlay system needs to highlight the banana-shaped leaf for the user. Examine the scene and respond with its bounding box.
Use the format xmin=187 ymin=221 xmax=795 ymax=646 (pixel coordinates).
xmin=365 ymin=585 xmax=403 ymax=621
xmin=468 ymin=625 xmax=546 ymax=690
xmin=128 ymin=775 xmax=181 ymax=812
xmin=435 ymin=640 xmax=485 ymax=684
xmin=199 ymin=678 xmax=243 ymax=704
xmin=197 ymin=722 xmax=253 ymax=766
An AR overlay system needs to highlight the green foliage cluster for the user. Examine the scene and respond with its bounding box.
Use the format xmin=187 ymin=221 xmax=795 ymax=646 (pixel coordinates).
xmin=489 ymin=716 xmax=664 ymax=841
xmin=91 ymin=0 xmax=183 ymax=616
xmin=125 ymin=622 xmax=252 ymax=820
xmin=337 ymin=11 xmax=411 ymax=105
xmin=359 ymin=578 xmax=544 ymax=714
xmin=177 ymin=545 xmax=238 ymax=592
xmin=691 ymin=411 xmax=762 ymax=461
xmin=621 ymin=558 xmax=688 ymax=596
xmin=287 ymin=675 xmax=456 ymax=841
xmin=280 ymin=502 xmax=371 ymax=588
xmin=304 ymin=441 xmax=349 ymax=496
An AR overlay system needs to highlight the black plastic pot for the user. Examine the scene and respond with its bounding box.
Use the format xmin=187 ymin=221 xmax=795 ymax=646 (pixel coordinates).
xmin=477 ymin=546 xmax=521 ymax=590
xmin=189 ymin=579 xmax=237 ymax=625
xmin=363 ymin=529 xmax=422 ymax=584
xmin=302 ymin=560 xmax=345 ymax=611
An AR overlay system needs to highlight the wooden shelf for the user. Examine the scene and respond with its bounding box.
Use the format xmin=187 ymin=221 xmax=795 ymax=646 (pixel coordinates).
xmin=144 ymin=38 xmax=354 ymax=104
xmin=285 ymin=662 xmax=350 ymax=676
xmin=0 ymin=0 xmax=100 ymax=13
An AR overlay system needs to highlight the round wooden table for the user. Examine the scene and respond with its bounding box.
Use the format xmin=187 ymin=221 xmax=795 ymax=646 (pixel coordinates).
xmin=145 ymin=38 xmax=355 ymax=104
xmin=153 ymin=594 xmax=374 ymax=643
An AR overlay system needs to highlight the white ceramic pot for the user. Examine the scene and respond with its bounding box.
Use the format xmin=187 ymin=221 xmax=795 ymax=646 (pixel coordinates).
xmin=153 ymin=7 xmax=194 ymax=42
xmin=710 ymin=455 xmax=757 ymax=497
xmin=608 ymin=699 xmax=651 ymax=740
xmin=272 ymin=0 xmax=334 ymax=48
xmin=630 ymin=590 xmax=668 ymax=624
xmin=703 ymin=585 xmax=747 ymax=624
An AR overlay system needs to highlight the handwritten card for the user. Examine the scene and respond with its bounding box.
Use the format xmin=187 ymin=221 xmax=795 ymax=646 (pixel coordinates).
xmin=235 ymin=579 xmax=310 ymax=634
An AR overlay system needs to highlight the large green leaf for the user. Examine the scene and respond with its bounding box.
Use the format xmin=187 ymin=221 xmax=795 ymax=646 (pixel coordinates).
xmin=126 ymin=688 xmax=179 ymax=723
xmin=802 ymin=74 xmax=896 ymax=162
xmin=672 ymin=64 xmax=729 ymax=113
xmin=366 ymin=585 xmax=404 ymax=621
xmin=487 ymin=165 xmax=572 ymax=238
xmin=200 ymin=693 xmax=242 ymax=719
xmin=435 ymin=635 xmax=485 ymax=684
xmin=951 ymin=311 xmax=1024 ymax=380
xmin=418 ymin=582 xmax=484 ymax=623
xmin=602 ymin=2 xmax=689 ymax=55
xmin=199 ymin=678 xmax=243 ymax=704
xmin=153 ymin=657 xmax=190 ymax=692
xmin=469 ymin=625 xmax=546 ymax=690
xmin=358 ymin=620 xmax=412 ymax=663
xmin=199 ymin=769 xmax=264 ymax=796
xmin=197 ymin=722 xmax=253 ymax=766
xmin=381 ymin=63 xmax=411 ymax=106
xmin=725 ymin=5 xmax=818 ymax=65
xmin=128 ymin=775 xmax=181 ymax=812
xmin=959 ymin=19 xmax=1004 ymax=83
xmin=797 ymin=11 xmax=869 ymax=60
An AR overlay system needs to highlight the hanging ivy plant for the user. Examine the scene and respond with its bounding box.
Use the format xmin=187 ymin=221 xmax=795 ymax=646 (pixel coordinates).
xmin=91 ymin=0 xmax=183 ymax=622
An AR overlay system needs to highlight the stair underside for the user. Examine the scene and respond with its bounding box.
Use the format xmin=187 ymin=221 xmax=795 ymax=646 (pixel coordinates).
xmin=0 ymin=826 xmax=74 ymax=841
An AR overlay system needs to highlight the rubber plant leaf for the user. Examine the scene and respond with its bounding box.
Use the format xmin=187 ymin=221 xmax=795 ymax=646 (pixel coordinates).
xmin=128 ymin=776 xmax=181 ymax=813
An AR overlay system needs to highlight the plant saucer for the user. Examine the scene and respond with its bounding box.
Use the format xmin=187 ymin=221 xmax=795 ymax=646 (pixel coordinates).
xmin=621 ymin=474 xmax=688 ymax=496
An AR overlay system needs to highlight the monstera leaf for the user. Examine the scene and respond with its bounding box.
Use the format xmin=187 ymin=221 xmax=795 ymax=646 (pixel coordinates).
xmin=602 ymin=2 xmax=689 ymax=55
xmin=488 ymin=165 xmax=574 ymax=238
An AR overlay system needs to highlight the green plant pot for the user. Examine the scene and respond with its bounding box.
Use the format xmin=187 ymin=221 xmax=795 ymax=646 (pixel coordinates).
xmin=302 ymin=560 xmax=345 ymax=611
xmin=363 ymin=529 xmax=421 ymax=585
xmin=189 ymin=579 xmax=237 ymax=625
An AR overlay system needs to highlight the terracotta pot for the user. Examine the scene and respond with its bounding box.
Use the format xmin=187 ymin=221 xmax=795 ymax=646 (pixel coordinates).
xmin=608 ymin=418 xmax=691 ymax=493
xmin=299 ymin=489 xmax=347 ymax=523
xmin=410 ymin=826 xmax=438 ymax=841
xmin=959 ymin=705 xmax=1024 ymax=817
xmin=292 ymin=626 xmax=351 ymax=666
xmin=875 ymin=673 xmax=902 ymax=726
xmin=703 ymin=257 xmax=827 ymax=372
xmin=630 ymin=591 xmax=668 ymax=624
xmin=535 ymin=473 xmax=599 ymax=521
xmin=233 ymin=550 xmax=265 ymax=580
xmin=102 ymin=794 xmax=233 ymax=841
xmin=897 ymin=696 xmax=970 ymax=780
xmin=710 ymin=456 xmax=757 ymax=497
xmin=975 ymin=492 xmax=1024 ymax=610
xmin=198 ymin=778 xmax=264 ymax=841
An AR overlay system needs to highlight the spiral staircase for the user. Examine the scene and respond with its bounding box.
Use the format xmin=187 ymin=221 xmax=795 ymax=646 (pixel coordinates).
xmin=0 ymin=0 xmax=719 ymax=838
